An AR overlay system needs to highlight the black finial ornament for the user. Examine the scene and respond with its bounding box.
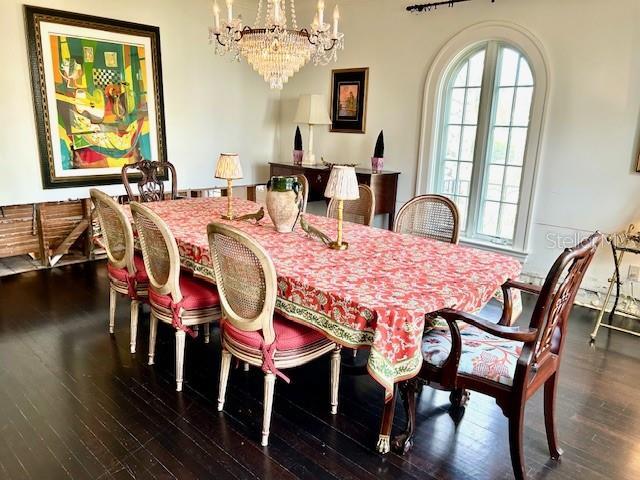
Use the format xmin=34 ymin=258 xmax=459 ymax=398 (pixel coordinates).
xmin=294 ymin=126 xmax=303 ymax=151
xmin=374 ymin=130 xmax=384 ymax=158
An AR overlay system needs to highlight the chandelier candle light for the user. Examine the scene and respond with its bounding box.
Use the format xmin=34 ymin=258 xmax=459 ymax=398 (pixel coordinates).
xmin=324 ymin=166 xmax=359 ymax=251
xmin=215 ymin=153 xmax=243 ymax=220
xmin=209 ymin=0 xmax=344 ymax=89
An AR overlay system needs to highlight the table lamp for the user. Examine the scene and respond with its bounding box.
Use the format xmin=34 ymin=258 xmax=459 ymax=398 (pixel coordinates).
xmin=215 ymin=153 xmax=243 ymax=220
xmin=294 ymin=94 xmax=331 ymax=165
xmin=324 ymin=166 xmax=359 ymax=250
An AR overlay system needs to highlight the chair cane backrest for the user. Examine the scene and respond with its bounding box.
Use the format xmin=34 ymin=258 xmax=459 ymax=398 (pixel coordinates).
xmin=327 ymin=184 xmax=376 ymax=226
xmin=207 ymin=223 xmax=277 ymax=344
xmin=90 ymin=188 xmax=135 ymax=272
xmin=130 ymin=202 xmax=182 ymax=300
xmin=122 ymin=160 xmax=178 ymax=203
xmin=521 ymin=233 xmax=601 ymax=374
xmin=296 ymin=174 xmax=309 ymax=213
xmin=394 ymin=195 xmax=460 ymax=244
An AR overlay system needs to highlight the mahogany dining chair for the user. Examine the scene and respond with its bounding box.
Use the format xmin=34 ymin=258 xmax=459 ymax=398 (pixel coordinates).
xmin=391 ymin=232 xmax=602 ymax=480
xmin=122 ymin=160 xmax=178 ymax=203
xmin=393 ymin=194 xmax=460 ymax=244
xmin=208 ymin=222 xmax=342 ymax=446
xmin=90 ymin=189 xmax=149 ymax=353
xmin=131 ymin=202 xmax=221 ymax=391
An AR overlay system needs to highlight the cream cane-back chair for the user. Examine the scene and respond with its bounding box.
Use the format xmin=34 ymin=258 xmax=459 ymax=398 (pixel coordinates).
xmin=327 ymin=184 xmax=376 ymax=226
xmin=208 ymin=223 xmax=341 ymax=446
xmin=91 ymin=189 xmax=149 ymax=354
xmin=394 ymin=194 xmax=460 ymax=244
xmin=131 ymin=202 xmax=221 ymax=391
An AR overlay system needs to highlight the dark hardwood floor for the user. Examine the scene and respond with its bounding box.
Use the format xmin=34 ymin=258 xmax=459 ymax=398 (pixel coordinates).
xmin=0 ymin=261 xmax=638 ymax=480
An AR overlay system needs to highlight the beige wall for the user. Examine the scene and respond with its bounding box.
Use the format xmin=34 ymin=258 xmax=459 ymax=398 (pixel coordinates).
xmin=278 ymin=0 xmax=640 ymax=291
xmin=0 ymin=0 xmax=279 ymax=205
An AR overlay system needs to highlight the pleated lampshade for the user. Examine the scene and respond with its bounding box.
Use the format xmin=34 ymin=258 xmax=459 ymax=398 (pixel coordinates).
xmin=215 ymin=153 xmax=243 ymax=180
xmin=324 ymin=166 xmax=359 ymax=200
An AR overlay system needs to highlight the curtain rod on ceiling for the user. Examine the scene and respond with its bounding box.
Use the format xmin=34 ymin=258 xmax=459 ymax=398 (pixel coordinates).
xmin=406 ymin=0 xmax=495 ymax=13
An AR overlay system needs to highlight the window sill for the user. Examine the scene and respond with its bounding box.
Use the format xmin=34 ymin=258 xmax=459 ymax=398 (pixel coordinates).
xmin=459 ymin=237 xmax=528 ymax=262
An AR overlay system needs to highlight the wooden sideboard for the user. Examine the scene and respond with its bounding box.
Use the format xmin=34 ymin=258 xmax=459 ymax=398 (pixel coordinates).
xmin=269 ymin=162 xmax=400 ymax=230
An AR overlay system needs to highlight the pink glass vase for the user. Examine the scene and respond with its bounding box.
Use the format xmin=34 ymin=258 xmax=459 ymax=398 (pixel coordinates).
xmin=293 ymin=150 xmax=304 ymax=165
xmin=371 ymin=157 xmax=384 ymax=172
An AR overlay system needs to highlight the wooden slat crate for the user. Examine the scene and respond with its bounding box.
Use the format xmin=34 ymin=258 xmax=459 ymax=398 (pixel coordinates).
xmin=0 ymin=198 xmax=94 ymax=268
xmin=0 ymin=205 xmax=40 ymax=258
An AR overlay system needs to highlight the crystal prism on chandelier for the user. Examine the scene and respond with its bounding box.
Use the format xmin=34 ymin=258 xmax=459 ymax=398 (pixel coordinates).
xmin=209 ymin=0 xmax=345 ymax=89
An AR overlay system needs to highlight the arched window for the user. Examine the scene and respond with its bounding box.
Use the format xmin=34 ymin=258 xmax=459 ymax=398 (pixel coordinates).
xmin=419 ymin=23 xmax=548 ymax=255
xmin=437 ymin=42 xmax=534 ymax=244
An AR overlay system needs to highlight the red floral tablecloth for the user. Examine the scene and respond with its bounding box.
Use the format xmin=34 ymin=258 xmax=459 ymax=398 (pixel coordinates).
xmin=126 ymin=197 xmax=521 ymax=399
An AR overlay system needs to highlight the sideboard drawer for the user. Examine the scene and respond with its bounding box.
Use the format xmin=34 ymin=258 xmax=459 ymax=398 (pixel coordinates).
xmin=271 ymin=165 xmax=295 ymax=177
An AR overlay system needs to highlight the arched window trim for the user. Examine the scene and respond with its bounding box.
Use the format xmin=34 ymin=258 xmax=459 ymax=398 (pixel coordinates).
xmin=416 ymin=22 xmax=549 ymax=257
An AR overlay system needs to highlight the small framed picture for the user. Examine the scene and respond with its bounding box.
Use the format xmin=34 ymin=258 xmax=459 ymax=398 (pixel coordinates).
xmin=330 ymin=68 xmax=369 ymax=134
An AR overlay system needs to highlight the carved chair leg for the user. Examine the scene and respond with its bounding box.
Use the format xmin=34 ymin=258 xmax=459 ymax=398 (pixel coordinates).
xmin=449 ymin=388 xmax=470 ymax=408
xmin=508 ymin=407 xmax=527 ymax=480
xmin=391 ymin=379 xmax=420 ymax=455
xmin=262 ymin=373 xmax=276 ymax=446
xmin=376 ymin=387 xmax=397 ymax=454
xmin=330 ymin=346 xmax=341 ymax=414
xmin=544 ymin=373 xmax=564 ymax=459
xmin=108 ymin=287 xmax=117 ymax=334
xmin=448 ymin=389 xmax=470 ymax=424
xmin=218 ymin=349 xmax=232 ymax=411
xmin=175 ymin=329 xmax=186 ymax=392
xmin=148 ymin=312 xmax=158 ymax=365
xmin=129 ymin=300 xmax=139 ymax=354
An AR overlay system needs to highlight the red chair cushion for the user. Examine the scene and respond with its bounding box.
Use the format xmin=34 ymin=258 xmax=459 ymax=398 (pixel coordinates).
xmin=107 ymin=254 xmax=149 ymax=284
xmin=223 ymin=314 xmax=326 ymax=351
xmin=149 ymin=275 xmax=220 ymax=311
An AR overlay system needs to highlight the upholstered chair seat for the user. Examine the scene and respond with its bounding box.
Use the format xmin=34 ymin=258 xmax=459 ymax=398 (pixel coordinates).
xmin=223 ymin=314 xmax=331 ymax=354
xmin=107 ymin=254 xmax=149 ymax=283
xmin=107 ymin=254 xmax=150 ymax=300
xmin=148 ymin=275 xmax=221 ymax=312
xmin=422 ymin=323 xmax=523 ymax=387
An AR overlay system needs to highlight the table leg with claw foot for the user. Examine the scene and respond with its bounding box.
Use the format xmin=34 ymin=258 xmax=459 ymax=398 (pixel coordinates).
xmin=376 ymin=387 xmax=397 ymax=454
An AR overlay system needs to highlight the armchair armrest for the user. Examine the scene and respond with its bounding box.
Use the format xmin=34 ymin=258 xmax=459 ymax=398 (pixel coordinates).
xmin=439 ymin=308 xmax=538 ymax=343
xmin=504 ymin=279 xmax=542 ymax=296
xmin=497 ymin=279 xmax=541 ymax=326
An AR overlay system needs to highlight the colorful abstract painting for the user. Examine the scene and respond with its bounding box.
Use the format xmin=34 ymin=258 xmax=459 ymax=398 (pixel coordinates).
xmin=26 ymin=7 xmax=166 ymax=188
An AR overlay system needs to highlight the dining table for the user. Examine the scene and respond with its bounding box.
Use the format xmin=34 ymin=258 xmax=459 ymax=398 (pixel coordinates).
xmin=124 ymin=196 xmax=522 ymax=453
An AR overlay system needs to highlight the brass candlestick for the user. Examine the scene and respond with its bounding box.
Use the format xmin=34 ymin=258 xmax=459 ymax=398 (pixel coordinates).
xmin=324 ymin=165 xmax=358 ymax=251
xmin=329 ymin=199 xmax=348 ymax=250
xmin=214 ymin=153 xmax=243 ymax=221
xmin=221 ymin=178 xmax=234 ymax=220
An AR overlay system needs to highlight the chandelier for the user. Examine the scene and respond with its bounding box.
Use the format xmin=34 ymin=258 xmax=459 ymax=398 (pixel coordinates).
xmin=209 ymin=0 xmax=344 ymax=89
